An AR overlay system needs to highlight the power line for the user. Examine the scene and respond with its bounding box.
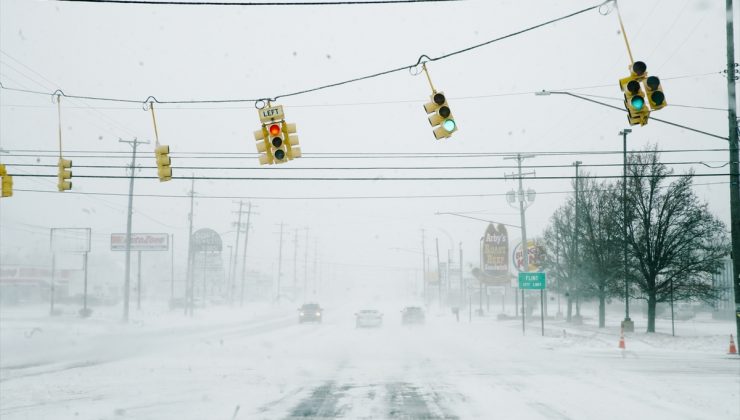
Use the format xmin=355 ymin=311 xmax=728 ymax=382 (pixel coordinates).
xmin=12 ymin=181 xmax=728 ymax=201
xmin=542 ymin=91 xmax=729 ymax=141
xmin=0 ymin=70 xmax=719 ymax=111
xmin=3 ymin=160 xmax=728 ymax=171
xmin=8 ymin=173 xmax=728 ymax=181
xmin=58 ymin=0 xmax=464 ymax=5
xmin=0 ymin=1 xmax=608 ymax=104
xmin=1 ymin=147 xmax=728 ymax=159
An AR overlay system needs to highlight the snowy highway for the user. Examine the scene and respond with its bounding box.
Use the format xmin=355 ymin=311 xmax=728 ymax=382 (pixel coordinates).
xmin=1 ymin=304 xmax=738 ymax=420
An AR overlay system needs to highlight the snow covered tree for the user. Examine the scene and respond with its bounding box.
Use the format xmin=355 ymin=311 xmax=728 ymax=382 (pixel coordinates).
xmin=624 ymin=149 xmax=729 ymax=333
xmin=577 ymin=177 xmax=623 ymax=328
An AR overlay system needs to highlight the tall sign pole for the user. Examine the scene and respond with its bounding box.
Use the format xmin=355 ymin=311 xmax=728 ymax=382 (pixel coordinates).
xmin=725 ymin=0 xmax=740 ymax=343
xmin=120 ymin=138 xmax=148 ymax=322
xmin=620 ymin=129 xmax=634 ymax=332
xmin=240 ymin=202 xmax=253 ymax=306
xmin=505 ymin=154 xmax=536 ymax=335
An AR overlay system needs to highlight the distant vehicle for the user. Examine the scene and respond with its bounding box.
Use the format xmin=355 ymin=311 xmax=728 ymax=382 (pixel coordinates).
xmin=401 ymin=306 xmax=425 ymax=325
xmin=674 ymin=305 xmax=696 ymax=321
xmin=355 ymin=309 xmax=383 ymax=328
xmin=298 ymin=303 xmax=323 ymax=323
xmin=169 ymin=297 xmax=187 ymax=310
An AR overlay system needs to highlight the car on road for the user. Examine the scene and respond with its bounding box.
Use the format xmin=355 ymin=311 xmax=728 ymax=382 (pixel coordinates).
xmin=355 ymin=309 xmax=383 ymax=328
xmin=401 ymin=306 xmax=425 ymax=325
xmin=299 ymin=303 xmax=323 ymax=323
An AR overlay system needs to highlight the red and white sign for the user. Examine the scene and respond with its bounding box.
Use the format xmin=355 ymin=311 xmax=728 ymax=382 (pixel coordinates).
xmin=111 ymin=233 xmax=169 ymax=251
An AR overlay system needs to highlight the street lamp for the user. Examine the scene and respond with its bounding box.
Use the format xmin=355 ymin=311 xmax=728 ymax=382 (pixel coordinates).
xmin=619 ymin=129 xmax=634 ymax=333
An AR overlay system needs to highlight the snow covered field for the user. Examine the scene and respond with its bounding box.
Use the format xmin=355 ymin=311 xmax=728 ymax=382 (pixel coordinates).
xmin=1 ymin=302 xmax=738 ymax=420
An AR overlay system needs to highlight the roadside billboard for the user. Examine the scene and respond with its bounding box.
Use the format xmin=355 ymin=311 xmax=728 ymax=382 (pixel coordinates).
xmin=110 ymin=233 xmax=169 ymax=251
xmin=512 ymin=239 xmax=545 ymax=273
xmin=482 ymin=223 xmax=509 ymax=276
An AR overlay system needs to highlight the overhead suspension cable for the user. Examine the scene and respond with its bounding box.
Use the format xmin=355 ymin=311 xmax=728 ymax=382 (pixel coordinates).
xmin=0 ymin=1 xmax=611 ymax=105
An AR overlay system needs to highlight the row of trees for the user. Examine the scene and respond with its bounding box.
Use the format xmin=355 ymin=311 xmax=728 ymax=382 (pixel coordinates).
xmin=541 ymin=149 xmax=729 ymax=332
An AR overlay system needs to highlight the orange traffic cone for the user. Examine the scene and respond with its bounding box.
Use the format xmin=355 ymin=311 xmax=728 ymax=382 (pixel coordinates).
xmin=618 ymin=327 xmax=626 ymax=349
xmin=729 ymin=334 xmax=737 ymax=355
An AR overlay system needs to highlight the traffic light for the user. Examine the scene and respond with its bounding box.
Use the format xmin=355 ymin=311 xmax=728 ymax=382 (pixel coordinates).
xmin=424 ymin=91 xmax=457 ymax=139
xmin=284 ymin=122 xmax=301 ymax=159
xmin=155 ymin=145 xmax=172 ymax=182
xmin=645 ymin=75 xmax=666 ymax=111
xmin=57 ymin=158 xmax=72 ymax=191
xmin=0 ymin=164 xmax=12 ymax=198
xmin=267 ymin=123 xmax=288 ymax=163
xmin=619 ymin=61 xmax=649 ymax=126
xmin=254 ymin=125 xmax=273 ymax=165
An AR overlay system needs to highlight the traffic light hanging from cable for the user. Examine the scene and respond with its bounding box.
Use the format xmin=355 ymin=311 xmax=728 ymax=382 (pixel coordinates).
xmin=424 ymin=91 xmax=457 ymax=139
xmin=618 ymin=61 xmax=667 ymax=126
xmin=619 ymin=61 xmax=649 ymax=126
xmin=645 ymin=75 xmax=666 ymax=111
xmin=57 ymin=157 xmax=72 ymax=191
xmin=0 ymin=164 xmax=12 ymax=198
xmin=155 ymin=145 xmax=172 ymax=182
xmin=254 ymin=104 xmax=301 ymax=165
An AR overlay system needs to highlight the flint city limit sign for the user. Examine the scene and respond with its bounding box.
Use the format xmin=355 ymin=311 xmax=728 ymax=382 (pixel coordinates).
xmin=518 ymin=272 xmax=546 ymax=290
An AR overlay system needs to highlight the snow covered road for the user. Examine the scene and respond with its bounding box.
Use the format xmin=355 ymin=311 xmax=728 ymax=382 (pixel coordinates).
xmin=1 ymin=305 xmax=738 ymax=420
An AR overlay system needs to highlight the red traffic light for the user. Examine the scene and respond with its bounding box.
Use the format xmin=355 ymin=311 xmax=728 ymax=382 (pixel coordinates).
xmin=269 ymin=124 xmax=281 ymax=136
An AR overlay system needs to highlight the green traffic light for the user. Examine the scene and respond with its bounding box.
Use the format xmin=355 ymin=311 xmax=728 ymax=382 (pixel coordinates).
xmin=443 ymin=119 xmax=456 ymax=132
xmin=631 ymin=96 xmax=645 ymax=111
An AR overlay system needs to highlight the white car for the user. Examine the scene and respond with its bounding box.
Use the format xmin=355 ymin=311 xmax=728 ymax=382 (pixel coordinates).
xmin=355 ymin=309 xmax=383 ymax=328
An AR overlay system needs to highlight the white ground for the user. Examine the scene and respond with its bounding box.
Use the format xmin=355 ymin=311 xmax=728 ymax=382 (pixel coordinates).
xmin=1 ymin=302 xmax=738 ymax=420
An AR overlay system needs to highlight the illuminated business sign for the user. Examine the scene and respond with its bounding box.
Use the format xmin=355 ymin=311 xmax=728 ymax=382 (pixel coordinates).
xmin=111 ymin=233 xmax=169 ymax=251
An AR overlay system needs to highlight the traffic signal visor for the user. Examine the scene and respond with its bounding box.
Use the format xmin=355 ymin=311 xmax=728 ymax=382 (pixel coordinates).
xmin=0 ymin=164 xmax=11 ymax=198
xmin=268 ymin=123 xmax=288 ymax=163
xmin=155 ymin=145 xmax=172 ymax=182
xmin=424 ymin=92 xmax=457 ymax=140
xmin=619 ymin=75 xmax=649 ymax=126
xmin=284 ymin=122 xmax=301 ymax=159
xmin=645 ymin=76 xmax=666 ymax=111
xmin=57 ymin=158 xmax=72 ymax=191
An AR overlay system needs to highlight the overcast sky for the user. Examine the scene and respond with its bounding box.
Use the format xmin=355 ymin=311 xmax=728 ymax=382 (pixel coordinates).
xmin=0 ymin=0 xmax=733 ymax=296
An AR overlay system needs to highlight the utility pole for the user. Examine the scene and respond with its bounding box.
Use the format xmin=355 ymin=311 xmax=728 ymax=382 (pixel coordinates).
xmin=185 ymin=177 xmax=195 ymax=316
xmin=276 ymin=222 xmax=284 ymax=303
xmin=573 ymin=161 xmax=582 ymax=322
xmin=137 ymin=250 xmax=142 ymax=309
xmin=421 ymin=229 xmax=427 ymax=304
xmin=239 ymin=202 xmax=253 ymax=306
xmin=724 ymin=0 xmax=740 ymax=342
xmin=231 ymin=201 xmax=243 ymax=304
xmin=504 ymin=154 xmax=536 ymax=335
xmin=459 ymin=242 xmax=463 ymax=308
xmin=312 ymin=239 xmax=318 ymax=297
xmin=619 ymin=129 xmax=634 ymax=332
xmin=119 ymin=137 xmax=148 ymax=322
xmin=293 ymin=228 xmax=299 ymax=299
xmin=170 ymin=234 xmax=175 ymax=300
xmin=436 ymin=238 xmax=442 ymax=307
xmin=304 ymin=228 xmax=309 ymax=302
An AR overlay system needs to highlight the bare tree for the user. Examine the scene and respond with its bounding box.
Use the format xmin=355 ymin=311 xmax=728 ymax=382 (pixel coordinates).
xmin=577 ymin=177 xmax=623 ymax=328
xmin=624 ymin=149 xmax=729 ymax=333
xmin=542 ymin=199 xmax=579 ymax=322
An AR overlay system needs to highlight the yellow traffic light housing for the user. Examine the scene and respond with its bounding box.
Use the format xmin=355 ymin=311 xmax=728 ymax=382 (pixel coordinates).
xmin=268 ymin=123 xmax=288 ymax=163
xmin=57 ymin=158 xmax=72 ymax=191
xmin=424 ymin=92 xmax=457 ymax=139
xmin=155 ymin=145 xmax=172 ymax=182
xmin=254 ymin=104 xmax=301 ymax=165
xmin=254 ymin=125 xmax=273 ymax=165
xmin=0 ymin=164 xmax=12 ymax=198
xmin=284 ymin=122 xmax=301 ymax=160
xmin=645 ymin=75 xmax=666 ymax=111
xmin=619 ymin=61 xmax=650 ymax=126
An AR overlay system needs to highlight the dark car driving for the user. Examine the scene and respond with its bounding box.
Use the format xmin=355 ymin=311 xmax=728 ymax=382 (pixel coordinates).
xmin=401 ymin=306 xmax=425 ymax=325
xmin=298 ymin=303 xmax=323 ymax=323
